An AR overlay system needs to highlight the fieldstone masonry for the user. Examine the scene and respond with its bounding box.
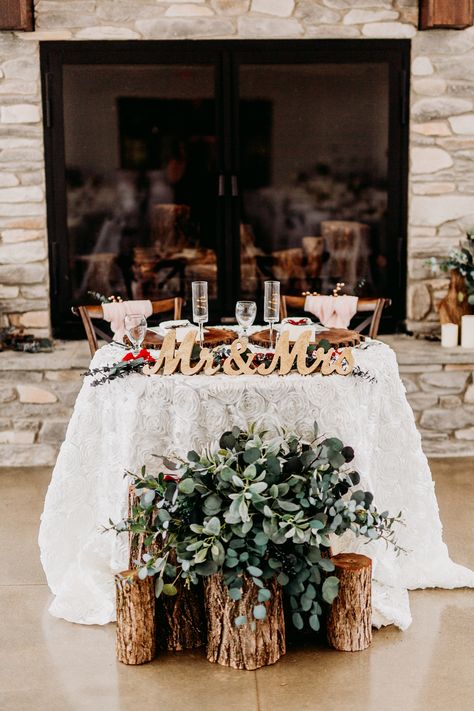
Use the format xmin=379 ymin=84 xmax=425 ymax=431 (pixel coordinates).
xmin=0 ymin=1 xmax=473 ymax=335
xmin=0 ymin=2 xmax=474 ymax=463
xmin=0 ymin=336 xmax=472 ymax=467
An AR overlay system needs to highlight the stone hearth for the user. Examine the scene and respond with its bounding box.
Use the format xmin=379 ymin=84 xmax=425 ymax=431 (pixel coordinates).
xmin=1 ymin=2 xmax=474 ymax=336
xmin=0 ymin=336 xmax=473 ymax=466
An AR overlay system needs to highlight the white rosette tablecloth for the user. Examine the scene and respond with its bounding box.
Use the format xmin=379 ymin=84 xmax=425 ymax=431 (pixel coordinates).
xmin=39 ymin=340 xmax=474 ymax=628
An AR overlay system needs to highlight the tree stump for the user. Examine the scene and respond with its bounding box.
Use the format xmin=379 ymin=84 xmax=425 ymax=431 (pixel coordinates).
xmin=156 ymin=551 xmax=206 ymax=651
xmin=115 ymin=570 xmax=156 ymax=665
xmin=204 ymin=574 xmax=285 ymax=670
xmin=326 ymin=553 xmax=372 ymax=652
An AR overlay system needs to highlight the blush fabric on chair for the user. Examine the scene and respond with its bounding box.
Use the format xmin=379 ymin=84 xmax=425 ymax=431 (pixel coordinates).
xmin=304 ymin=294 xmax=359 ymax=329
xmin=72 ymin=297 xmax=183 ymax=357
xmin=102 ymin=300 xmax=153 ymax=343
xmin=280 ymin=295 xmax=390 ymax=340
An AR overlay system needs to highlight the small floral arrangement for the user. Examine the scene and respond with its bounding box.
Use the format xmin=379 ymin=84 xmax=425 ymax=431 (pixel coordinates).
xmin=110 ymin=423 xmax=402 ymax=633
xmin=428 ymin=228 xmax=474 ymax=306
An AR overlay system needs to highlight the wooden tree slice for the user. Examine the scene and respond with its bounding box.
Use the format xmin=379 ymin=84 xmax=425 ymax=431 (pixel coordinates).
xmin=115 ymin=570 xmax=156 ymax=665
xmin=143 ymin=327 xmax=237 ymax=349
xmin=250 ymin=328 xmax=362 ymax=349
xmin=204 ymin=573 xmax=285 ymax=670
xmin=326 ymin=553 xmax=372 ymax=652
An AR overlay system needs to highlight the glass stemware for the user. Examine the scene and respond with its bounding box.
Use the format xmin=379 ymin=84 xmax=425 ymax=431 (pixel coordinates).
xmin=192 ymin=281 xmax=209 ymax=347
xmin=264 ymin=281 xmax=280 ymax=348
xmin=235 ymin=300 xmax=257 ymax=337
xmin=124 ymin=314 xmax=148 ymax=355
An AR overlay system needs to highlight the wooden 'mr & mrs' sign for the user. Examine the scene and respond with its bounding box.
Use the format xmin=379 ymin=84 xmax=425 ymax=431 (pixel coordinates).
xmin=143 ymin=330 xmax=355 ymax=377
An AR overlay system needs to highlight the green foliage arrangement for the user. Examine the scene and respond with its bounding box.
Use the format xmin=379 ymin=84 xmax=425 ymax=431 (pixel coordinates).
xmin=112 ymin=423 xmax=401 ymax=633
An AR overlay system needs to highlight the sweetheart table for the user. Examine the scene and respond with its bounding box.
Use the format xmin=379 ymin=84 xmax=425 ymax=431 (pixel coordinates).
xmin=39 ymin=335 xmax=474 ymax=629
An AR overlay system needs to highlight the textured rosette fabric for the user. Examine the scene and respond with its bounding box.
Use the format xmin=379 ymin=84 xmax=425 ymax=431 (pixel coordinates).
xmin=39 ymin=341 xmax=474 ymax=627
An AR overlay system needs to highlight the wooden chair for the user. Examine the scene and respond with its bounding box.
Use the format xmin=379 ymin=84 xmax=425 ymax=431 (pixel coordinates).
xmin=280 ymin=295 xmax=391 ymax=339
xmin=72 ymin=297 xmax=183 ymax=357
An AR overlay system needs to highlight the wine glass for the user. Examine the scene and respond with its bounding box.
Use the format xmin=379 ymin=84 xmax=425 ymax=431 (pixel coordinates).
xmin=235 ymin=301 xmax=257 ymax=337
xmin=264 ymin=281 xmax=280 ymax=348
xmin=124 ymin=314 xmax=147 ymax=355
xmin=192 ymin=281 xmax=208 ymax=347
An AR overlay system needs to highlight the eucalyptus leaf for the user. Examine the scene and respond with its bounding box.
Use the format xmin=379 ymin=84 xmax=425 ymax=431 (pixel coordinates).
xmin=253 ymin=604 xmax=267 ymax=620
xmin=162 ymin=583 xmax=178 ymax=596
xmin=322 ymin=576 xmax=339 ymax=604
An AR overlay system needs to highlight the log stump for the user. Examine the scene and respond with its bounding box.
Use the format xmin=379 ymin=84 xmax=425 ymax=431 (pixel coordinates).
xmin=156 ymin=551 xmax=206 ymax=651
xmin=326 ymin=553 xmax=372 ymax=652
xmin=115 ymin=570 xmax=156 ymax=665
xmin=204 ymin=574 xmax=286 ymax=670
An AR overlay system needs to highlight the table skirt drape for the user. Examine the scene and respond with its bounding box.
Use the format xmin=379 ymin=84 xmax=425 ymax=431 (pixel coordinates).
xmin=39 ymin=341 xmax=474 ymax=628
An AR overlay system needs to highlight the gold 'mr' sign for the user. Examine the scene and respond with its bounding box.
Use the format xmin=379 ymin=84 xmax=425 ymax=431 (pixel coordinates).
xmin=143 ymin=330 xmax=355 ymax=377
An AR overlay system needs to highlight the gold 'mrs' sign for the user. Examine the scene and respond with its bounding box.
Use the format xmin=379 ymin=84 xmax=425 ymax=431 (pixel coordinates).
xmin=142 ymin=330 xmax=355 ymax=377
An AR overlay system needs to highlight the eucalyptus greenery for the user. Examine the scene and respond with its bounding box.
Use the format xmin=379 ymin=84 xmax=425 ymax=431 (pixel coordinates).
xmin=111 ymin=423 xmax=401 ymax=632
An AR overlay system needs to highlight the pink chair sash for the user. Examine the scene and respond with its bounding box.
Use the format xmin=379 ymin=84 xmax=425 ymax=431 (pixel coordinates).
xmin=102 ymin=300 xmax=152 ymax=342
xmin=304 ymin=295 xmax=358 ymax=329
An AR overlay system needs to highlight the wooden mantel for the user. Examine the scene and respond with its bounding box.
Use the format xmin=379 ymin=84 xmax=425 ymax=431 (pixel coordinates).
xmin=420 ymin=0 xmax=473 ymax=29
xmin=0 ymin=0 xmax=34 ymax=31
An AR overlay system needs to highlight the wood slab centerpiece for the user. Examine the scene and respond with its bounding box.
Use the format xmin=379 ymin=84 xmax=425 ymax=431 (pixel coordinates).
xmin=250 ymin=327 xmax=362 ymax=349
xmin=143 ymin=327 xmax=237 ymax=349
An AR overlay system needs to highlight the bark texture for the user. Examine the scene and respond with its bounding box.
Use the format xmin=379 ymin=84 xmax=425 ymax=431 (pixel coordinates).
xmin=115 ymin=570 xmax=156 ymax=665
xmin=204 ymin=573 xmax=286 ymax=670
xmin=156 ymin=551 xmax=206 ymax=651
xmin=327 ymin=553 xmax=372 ymax=652
xmin=438 ymin=269 xmax=471 ymax=326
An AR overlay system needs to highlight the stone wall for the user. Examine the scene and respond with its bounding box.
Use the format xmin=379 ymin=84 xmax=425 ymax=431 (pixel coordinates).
xmin=383 ymin=336 xmax=474 ymax=455
xmin=0 ymin=336 xmax=472 ymax=466
xmin=0 ymin=1 xmax=473 ymax=335
xmin=0 ymin=340 xmax=89 ymax=466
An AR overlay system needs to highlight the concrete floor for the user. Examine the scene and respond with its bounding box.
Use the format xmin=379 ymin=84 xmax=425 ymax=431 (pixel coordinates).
xmin=0 ymin=460 xmax=473 ymax=711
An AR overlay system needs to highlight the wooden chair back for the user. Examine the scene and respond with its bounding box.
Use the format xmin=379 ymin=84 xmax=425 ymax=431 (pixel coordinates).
xmin=280 ymin=295 xmax=390 ymax=339
xmin=72 ymin=297 xmax=183 ymax=357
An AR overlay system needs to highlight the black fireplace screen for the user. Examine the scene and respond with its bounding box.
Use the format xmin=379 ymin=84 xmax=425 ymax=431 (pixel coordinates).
xmin=41 ymin=40 xmax=409 ymax=337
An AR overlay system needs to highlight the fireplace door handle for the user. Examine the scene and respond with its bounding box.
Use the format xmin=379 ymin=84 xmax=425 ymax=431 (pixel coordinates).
xmin=231 ymin=175 xmax=239 ymax=197
xmin=218 ymin=174 xmax=225 ymax=197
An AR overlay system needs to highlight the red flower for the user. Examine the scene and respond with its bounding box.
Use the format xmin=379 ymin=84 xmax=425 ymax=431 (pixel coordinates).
xmin=122 ymin=348 xmax=156 ymax=363
xmin=163 ymin=474 xmax=179 ymax=482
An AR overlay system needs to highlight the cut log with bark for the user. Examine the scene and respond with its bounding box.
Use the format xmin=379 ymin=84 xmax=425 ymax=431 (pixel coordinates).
xmin=115 ymin=570 xmax=156 ymax=665
xmin=326 ymin=553 xmax=372 ymax=652
xmin=156 ymin=551 xmax=206 ymax=651
xmin=204 ymin=573 xmax=285 ymax=670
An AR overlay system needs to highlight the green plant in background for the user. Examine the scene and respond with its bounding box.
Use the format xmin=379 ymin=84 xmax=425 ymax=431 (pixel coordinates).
xmin=428 ymin=228 xmax=474 ymax=306
xmin=111 ymin=424 xmax=402 ymax=633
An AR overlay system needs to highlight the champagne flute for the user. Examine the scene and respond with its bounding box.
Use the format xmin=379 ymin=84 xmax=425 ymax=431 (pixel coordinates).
xmin=192 ymin=281 xmax=208 ymax=347
xmin=235 ymin=301 xmax=257 ymax=337
xmin=124 ymin=314 xmax=147 ymax=355
xmin=264 ymin=281 xmax=280 ymax=348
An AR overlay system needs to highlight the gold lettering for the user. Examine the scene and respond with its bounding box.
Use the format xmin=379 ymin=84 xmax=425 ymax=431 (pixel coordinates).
xmin=222 ymin=337 xmax=256 ymax=375
xmin=141 ymin=332 xmax=355 ymax=377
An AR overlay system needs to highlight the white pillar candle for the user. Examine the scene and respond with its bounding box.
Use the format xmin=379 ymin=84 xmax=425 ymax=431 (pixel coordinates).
xmin=461 ymin=315 xmax=474 ymax=348
xmin=441 ymin=322 xmax=458 ymax=348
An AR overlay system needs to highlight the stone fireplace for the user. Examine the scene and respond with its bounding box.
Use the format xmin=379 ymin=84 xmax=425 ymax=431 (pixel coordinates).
xmin=1 ymin=2 xmax=474 ymax=464
xmin=0 ymin=0 xmax=473 ymax=337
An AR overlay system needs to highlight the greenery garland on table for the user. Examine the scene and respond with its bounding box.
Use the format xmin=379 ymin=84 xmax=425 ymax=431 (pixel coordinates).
xmin=110 ymin=423 xmax=401 ymax=633
xmin=84 ymin=342 xmax=377 ymax=386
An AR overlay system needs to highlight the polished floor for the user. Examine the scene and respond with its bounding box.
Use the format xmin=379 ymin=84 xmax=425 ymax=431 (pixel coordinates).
xmin=0 ymin=460 xmax=473 ymax=711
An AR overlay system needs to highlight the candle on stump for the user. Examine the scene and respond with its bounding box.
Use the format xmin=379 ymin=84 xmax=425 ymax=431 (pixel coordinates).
xmin=441 ymin=323 xmax=458 ymax=348
xmin=461 ymin=315 xmax=474 ymax=348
